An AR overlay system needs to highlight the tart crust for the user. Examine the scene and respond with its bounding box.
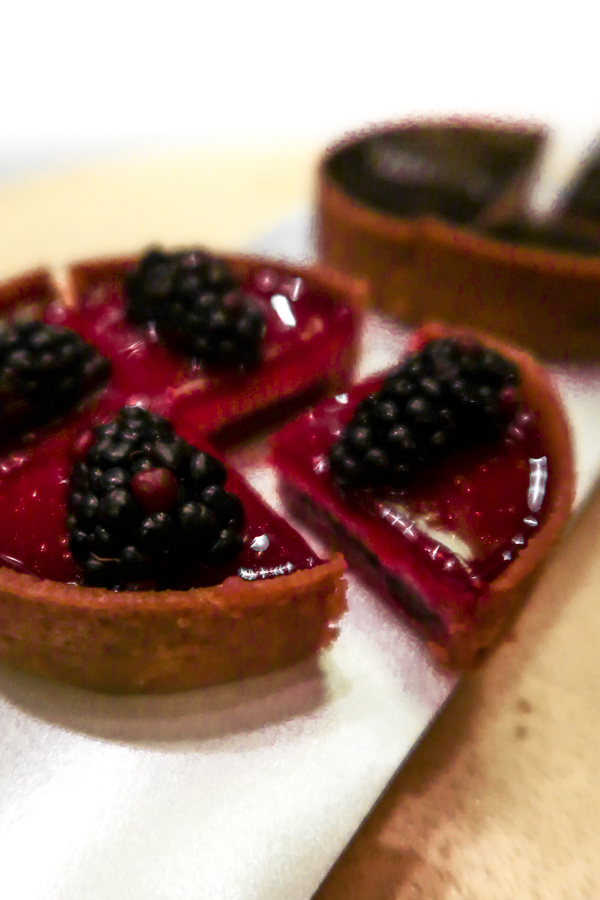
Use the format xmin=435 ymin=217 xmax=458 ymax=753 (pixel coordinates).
xmin=0 ymin=253 xmax=361 ymax=692
xmin=413 ymin=217 xmax=600 ymax=361
xmin=273 ymin=323 xmax=575 ymax=668
xmin=315 ymin=117 xmax=546 ymax=326
xmin=315 ymin=117 xmax=600 ymax=361
xmin=411 ymin=324 xmax=575 ymax=666
xmin=0 ymin=554 xmax=346 ymax=693
xmin=0 ymin=268 xmax=58 ymax=317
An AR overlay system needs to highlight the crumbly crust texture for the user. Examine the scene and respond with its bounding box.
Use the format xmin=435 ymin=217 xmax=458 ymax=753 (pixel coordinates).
xmin=414 ymin=218 xmax=600 ymax=361
xmin=0 ymin=555 xmax=347 ymax=693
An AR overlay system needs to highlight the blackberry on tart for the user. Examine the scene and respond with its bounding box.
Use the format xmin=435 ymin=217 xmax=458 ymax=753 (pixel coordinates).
xmin=329 ymin=336 xmax=519 ymax=490
xmin=58 ymin=249 xmax=364 ymax=436
xmin=0 ymin=320 xmax=110 ymax=439
xmin=272 ymin=324 xmax=574 ymax=668
xmin=124 ymin=248 xmax=266 ymax=368
xmin=67 ymin=406 xmax=245 ymax=589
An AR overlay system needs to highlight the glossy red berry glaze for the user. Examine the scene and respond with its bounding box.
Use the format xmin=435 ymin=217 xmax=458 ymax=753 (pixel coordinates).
xmin=70 ymin=428 xmax=95 ymax=463
xmin=0 ymin=421 xmax=321 ymax=586
xmin=0 ymin=257 xmax=359 ymax=588
xmin=272 ymin=376 xmax=548 ymax=621
xmin=44 ymin=262 xmax=357 ymax=433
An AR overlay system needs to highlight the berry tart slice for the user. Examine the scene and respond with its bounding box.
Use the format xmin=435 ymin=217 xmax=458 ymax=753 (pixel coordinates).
xmin=272 ymin=324 xmax=574 ymax=667
xmin=0 ymin=405 xmax=345 ymax=693
xmin=0 ymin=257 xmax=355 ymax=693
xmin=50 ymin=247 xmax=364 ymax=436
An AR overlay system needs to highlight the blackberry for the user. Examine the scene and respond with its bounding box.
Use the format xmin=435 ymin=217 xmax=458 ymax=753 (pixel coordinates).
xmin=0 ymin=320 xmax=111 ymax=438
xmin=329 ymin=336 xmax=519 ymax=489
xmin=124 ymin=247 xmax=266 ymax=368
xmin=66 ymin=405 xmax=245 ymax=589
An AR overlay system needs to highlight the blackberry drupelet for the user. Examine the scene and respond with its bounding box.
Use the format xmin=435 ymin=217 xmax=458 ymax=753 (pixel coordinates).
xmin=124 ymin=247 xmax=266 ymax=368
xmin=67 ymin=405 xmax=245 ymax=589
xmin=0 ymin=320 xmax=110 ymax=439
xmin=329 ymin=336 xmax=519 ymax=489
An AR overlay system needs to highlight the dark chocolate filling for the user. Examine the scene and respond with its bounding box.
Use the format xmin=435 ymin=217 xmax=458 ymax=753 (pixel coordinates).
xmin=563 ymin=146 xmax=600 ymax=223
xmin=325 ymin=127 xmax=541 ymax=224
xmin=480 ymin=219 xmax=600 ymax=257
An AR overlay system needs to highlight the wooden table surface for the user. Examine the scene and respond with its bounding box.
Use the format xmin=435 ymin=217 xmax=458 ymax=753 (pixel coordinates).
xmin=0 ymin=145 xmax=599 ymax=899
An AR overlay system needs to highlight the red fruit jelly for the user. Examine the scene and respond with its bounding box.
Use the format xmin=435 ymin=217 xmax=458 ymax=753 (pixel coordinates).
xmin=45 ymin=258 xmax=359 ymax=435
xmin=0 ymin=255 xmax=361 ymax=588
xmin=271 ymin=376 xmax=549 ymax=642
xmin=0 ymin=417 xmax=322 ymax=587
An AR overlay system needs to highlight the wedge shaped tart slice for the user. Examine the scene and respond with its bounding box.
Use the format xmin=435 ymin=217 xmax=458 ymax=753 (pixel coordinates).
xmin=0 ymin=403 xmax=346 ymax=693
xmin=272 ymin=323 xmax=574 ymax=667
xmin=49 ymin=248 xmax=364 ymax=436
xmin=0 ymin=254 xmax=357 ymax=692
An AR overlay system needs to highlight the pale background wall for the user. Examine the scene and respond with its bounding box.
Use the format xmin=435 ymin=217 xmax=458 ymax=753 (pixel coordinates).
xmin=2 ymin=0 xmax=600 ymax=185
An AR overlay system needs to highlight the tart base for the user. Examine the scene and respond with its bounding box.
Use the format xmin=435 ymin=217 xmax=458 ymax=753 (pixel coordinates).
xmin=414 ymin=219 xmax=600 ymax=361
xmin=279 ymin=481 xmax=536 ymax=669
xmin=0 ymin=555 xmax=346 ymax=693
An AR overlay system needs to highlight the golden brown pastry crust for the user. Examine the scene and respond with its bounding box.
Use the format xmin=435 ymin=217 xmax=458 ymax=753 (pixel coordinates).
xmin=414 ymin=217 xmax=600 ymax=361
xmin=0 ymin=555 xmax=346 ymax=693
xmin=411 ymin=324 xmax=575 ymax=667
xmin=0 ymin=253 xmax=361 ymax=693
xmin=0 ymin=268 xmax=58 ymax=316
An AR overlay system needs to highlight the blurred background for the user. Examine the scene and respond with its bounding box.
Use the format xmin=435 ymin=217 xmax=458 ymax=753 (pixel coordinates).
xmin=3 ymin=0 xmax=600 ymax=185
xmin=2 ymin=0 xmax=600 ymax=273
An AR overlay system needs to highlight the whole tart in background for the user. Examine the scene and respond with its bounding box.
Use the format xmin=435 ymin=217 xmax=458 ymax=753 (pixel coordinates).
xmin=315 ymin=116 xmax=600 ymax=361
xmin=315 ymin=116 xmax=547 ymax=324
